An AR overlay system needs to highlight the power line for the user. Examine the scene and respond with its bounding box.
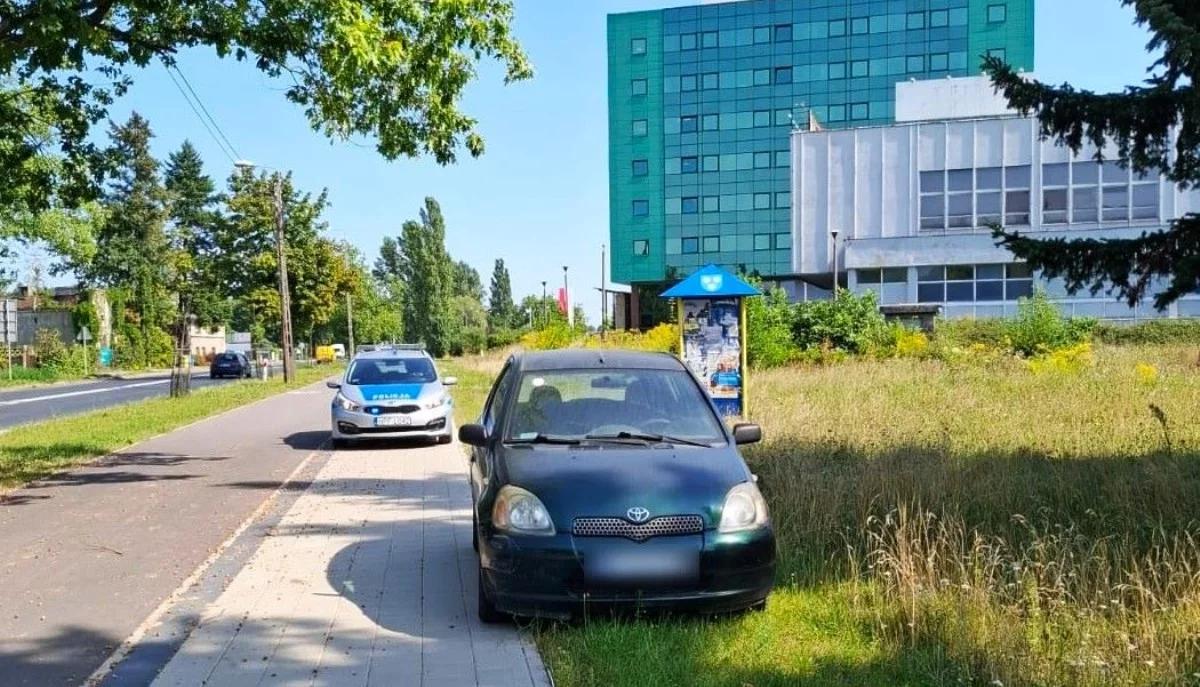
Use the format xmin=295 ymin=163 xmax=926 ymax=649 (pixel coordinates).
xmin=161 ymin=63 xmax=238 ymax=164
xmin=170 ymin=65 xmax=243 ymax=162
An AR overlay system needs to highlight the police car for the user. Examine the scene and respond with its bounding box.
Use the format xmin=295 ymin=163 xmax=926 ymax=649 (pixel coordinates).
xmin=327 ymin=345 xmax=456 ymax=447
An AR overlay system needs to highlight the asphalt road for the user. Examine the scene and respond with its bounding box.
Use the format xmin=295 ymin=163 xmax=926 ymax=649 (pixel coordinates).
xmin=0 ymin=378 xmax=336 ymax=686
xmin=0 ymin=371 xmax=254 ymax=431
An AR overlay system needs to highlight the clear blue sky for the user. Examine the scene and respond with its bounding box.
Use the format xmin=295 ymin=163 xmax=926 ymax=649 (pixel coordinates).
xmin=86 ymin=0 xmax=1156 ymax=323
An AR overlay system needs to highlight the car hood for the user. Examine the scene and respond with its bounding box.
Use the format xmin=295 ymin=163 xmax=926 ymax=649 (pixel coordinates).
xmin=499 ymin=445 xmax=751 ymax=529
xmin=341 ymin=382 xmax=441 ymax=404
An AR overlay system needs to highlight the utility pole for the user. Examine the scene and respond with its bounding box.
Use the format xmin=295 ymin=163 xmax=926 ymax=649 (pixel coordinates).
xmin=563 ymin=265 xmax=572 ymax=328
xmin=600 ymin=244 xmax=607 ymax=337
xmin=831 ymin=229 xmax=840 ymax=297
xmin=346 ymin=293 xmax=355 ymax=358
xmin=540 ymin=281 xmax=547 ymax=329
xmin=273 ymin=176 xmax=295 ymax=383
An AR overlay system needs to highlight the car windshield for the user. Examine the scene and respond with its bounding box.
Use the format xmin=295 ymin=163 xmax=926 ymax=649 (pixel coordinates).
xmin=505 ymin=368 xmax=725 ymax=444
xmin=348 ymin=357 xmax=437 ymax=385
xmin=217 ymin=353 xmax=239 ymax=362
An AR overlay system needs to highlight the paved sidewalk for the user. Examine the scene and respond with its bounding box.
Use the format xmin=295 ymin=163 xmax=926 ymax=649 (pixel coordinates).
xmin=151 ymin=440 xmax=550 ymax=687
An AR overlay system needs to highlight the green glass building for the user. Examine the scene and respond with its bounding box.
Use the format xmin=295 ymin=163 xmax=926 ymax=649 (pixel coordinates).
xmin=608 ymin=0 xmax=1034 ymax=326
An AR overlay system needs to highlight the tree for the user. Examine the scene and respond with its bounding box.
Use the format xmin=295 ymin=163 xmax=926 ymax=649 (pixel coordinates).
xmin=488 ymin=258 xmax=516 ymax=331
xmin=453 ymin=260 xmax=485 ymax=302
xmin=164 ymin=141 xmax=227 ymax=328
xmin=0 ymin=0 xmax=532 ymax=222
xmin=398 ymin=198 xmax=455 ymax=357
xmin=86 ymin=113 xmax=173 ymax=368
xmin=984 ymin=2 xmax=1200 ymax=309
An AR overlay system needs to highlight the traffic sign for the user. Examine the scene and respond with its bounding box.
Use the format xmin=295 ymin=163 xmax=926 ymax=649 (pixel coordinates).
xmin=1 ymin=299 xmax=16 ymax=345
xmin=77 ymin=325 xmax=92 ymax=344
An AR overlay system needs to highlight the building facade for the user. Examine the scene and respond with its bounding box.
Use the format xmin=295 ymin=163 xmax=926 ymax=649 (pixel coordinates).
xmin=608 ymin=0 xmax=1034 ymax=325
xmin=791 ymin=77 xmax=1200 ymax=320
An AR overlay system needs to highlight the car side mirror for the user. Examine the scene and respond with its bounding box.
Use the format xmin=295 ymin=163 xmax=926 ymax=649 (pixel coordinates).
xmin=326 ymin=381 xmax=341 ymax=389
xmin=732 ymin=423 xmax=762 ymax=445
xmin=442 ymin=376 xmax=458 ymax=386
xmin=459 ymin=423 xmax=488 ymax=447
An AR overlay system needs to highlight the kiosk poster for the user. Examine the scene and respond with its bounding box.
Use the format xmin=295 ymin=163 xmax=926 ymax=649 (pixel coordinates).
xmin=681 ymin=298 xmax=742 ymax=416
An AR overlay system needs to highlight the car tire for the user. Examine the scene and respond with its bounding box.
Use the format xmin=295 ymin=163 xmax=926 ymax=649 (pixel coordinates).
xmin=437 ymin=433 xmax=452 ymax=445
xmin=331 ymin=437 xmax=350 ymax=450
xmin=749 ymin=599 xmax=767 ymax=613
xmin=477 ymin=563 xmax=507 ymax=624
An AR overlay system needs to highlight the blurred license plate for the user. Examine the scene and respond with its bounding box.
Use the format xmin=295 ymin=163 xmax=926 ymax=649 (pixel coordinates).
xmin=584 ymin=540 xmax=698 ymax=586
xmin=374 ymin=416 xmax=411 ymax=427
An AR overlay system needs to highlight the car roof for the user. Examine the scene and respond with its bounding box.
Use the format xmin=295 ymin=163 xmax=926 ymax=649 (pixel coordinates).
xmin=352 ymin=348 xmax=430 ymax=361
xmin=514 ymin=349 xmax=685 ymax=372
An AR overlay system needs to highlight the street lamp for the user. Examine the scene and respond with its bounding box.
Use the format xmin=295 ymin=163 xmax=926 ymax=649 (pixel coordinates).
xmin=540 ymin=280 xmax=547 ymax=328
xmin=562 ymin=265 xmax=571 ymax=327
xmin=830 ymin=229 xmax=840 ymax=297
xmin=235 ymin=159 xmax=295 ymax=384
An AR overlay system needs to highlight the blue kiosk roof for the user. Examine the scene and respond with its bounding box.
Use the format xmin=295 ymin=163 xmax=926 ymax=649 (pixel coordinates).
xmin=660 ymin=264 xmax=761 ymax=298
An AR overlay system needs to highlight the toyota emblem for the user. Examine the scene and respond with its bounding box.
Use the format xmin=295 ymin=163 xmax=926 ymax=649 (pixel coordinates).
xmin=626 ymin=507 xmax=651 ymax=523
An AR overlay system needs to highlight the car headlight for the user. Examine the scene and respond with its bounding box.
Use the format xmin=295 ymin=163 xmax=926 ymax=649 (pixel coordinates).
xmin=334 ymin=392 xmax=362 ymax=412
xmin=492 ymin=485 xmax=556 ymax=536
xmin=718 ymin=482 xmax=770 ymax=533
xmin=422 ymin=394 xmax=448 ymax=410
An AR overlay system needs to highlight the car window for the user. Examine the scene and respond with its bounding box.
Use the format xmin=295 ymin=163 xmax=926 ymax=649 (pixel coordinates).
xmin=483 ymin=361 xmax=516 ymax=432
xmin=505 ymin=368 xmax=725 ymax=442
xmin=347 ymin=357 xmax=437 ymax=385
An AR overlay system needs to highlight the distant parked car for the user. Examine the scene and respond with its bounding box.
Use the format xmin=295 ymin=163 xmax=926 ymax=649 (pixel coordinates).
xmin=210 ymin=351 xmax=254 ymax=379
xmin=459 ymin=349 xmax=774 ymax=622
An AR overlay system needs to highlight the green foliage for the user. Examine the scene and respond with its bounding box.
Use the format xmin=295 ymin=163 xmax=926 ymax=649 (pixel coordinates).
xmin=0 ymin=0 xmax=531 ymax=222
xmin=792 ymin=290 xmax=888 ymax=355
xmin=1005 ymin=290 xmax=1096 ymax=356
xmin=1094 ymin=319 xmax=1200 ymax=345
xmin=745 ymin=283 xmax=800 ymax=368
xmin=487 ymin=258 xmax=517 ymax=331
xmin=486 ymin=328 xmax=524 ymax=350
xmin=933 ymin=317 xmax=1010 ymax=350
xmin=397 ymin=198 xmax=456 ymax=357
xmin=983 ymin=4 xmax=1200 ymax=309
xmin=519 ymin=321 xmax=578 ymax=350
xmin=449 ymin=294 xmax=489 ymax=356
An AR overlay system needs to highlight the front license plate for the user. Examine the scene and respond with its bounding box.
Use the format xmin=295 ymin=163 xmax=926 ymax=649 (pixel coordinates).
xmin=583 ymin=538 xmax=699 ymax=587
xmin=374 ymin=416 xmax=412 ymax=427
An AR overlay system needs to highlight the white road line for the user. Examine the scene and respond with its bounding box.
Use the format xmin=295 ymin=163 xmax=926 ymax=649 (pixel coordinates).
xmin=0 ymin=375 xmax=212 ymax=407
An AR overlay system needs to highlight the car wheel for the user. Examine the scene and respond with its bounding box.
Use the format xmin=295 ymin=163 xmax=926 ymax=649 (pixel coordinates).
xmin=477 ymin=563 xmax=507 ymax=624
xmin=749 ymin=599 xmax=767 ymax=613
xmin=331 ymin=437 xmax=350 ymax=450
xmin=437 ymin=433 xmax=452 ymax=445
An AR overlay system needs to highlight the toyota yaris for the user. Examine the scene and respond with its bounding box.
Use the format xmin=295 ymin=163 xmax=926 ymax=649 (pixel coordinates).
xmin=327 ymin=345 xmax=456 ymax=447
xmin=459 ymin=349 xmax=774 ymax=622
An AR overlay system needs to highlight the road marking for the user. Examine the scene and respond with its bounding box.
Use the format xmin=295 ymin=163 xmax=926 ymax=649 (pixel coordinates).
xmin=0 ymin=375 xmax=213 ymax=407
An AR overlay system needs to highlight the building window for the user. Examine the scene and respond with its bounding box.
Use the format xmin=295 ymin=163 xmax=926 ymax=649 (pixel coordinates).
xmin=930 ymin=10 xmax=949 ymax=28
xmin=753 ymin=26 xmax=770 ymax=44
xmin=1042 ymin=163 xmax=1069 ymax=224
xmin=828 ymin=19 xmax=846 ymax=37
xmin=632 ymin=119 xmax=647 ymax=137
xmin=829 ymin=62 xmax=846 ymax=80
xmin=681 ymin=197 xmax=699 ymax=214
xmin=858 ymin=268 xmax=908 ymax=286
xmin=753 ymin=110 xmax=770 ymax=127
xmin=775 ymin=192 xmax=791 ymax=209
xmin=702 ymin=236 xmax=719 ymax=253
xmin=631 ymin=38 xmax=647 ymax=55
xmin=681 ymin=237 xmax=699 ymax=254
xmin=988 ymin=4 xmax=1007 ymax=23
xmin=631 ymin=79 xmax=647 ymax=96
xmin=851 ymin=61 xmax=869 ymax=78
xmin=776 ymin=150 xmax=790 ymax=168
xmin=1006 ymin=165 xmax=1032 ymax=226
xmin=701 ymin=31 xmax=717 ymax=49
xmin=775 ymin=233 xmax=792 ymax=250
xmin=775 ymin=67 xmax=792 ymax=85
xmin=1132 ymin=173 xmax=1160 ymax=220
xmin=632 ymin=239 xmax=649 ymax=256
xmin=680 ymin=115 xmax=697 ymax=133
xmin=918 ymin=263 xmax=1034 ymax=302
xmin=753 ymin=193 xmax=771 ymax=210
xmin=907 ymin=12 xmax=925 ymax=30
xmin=753 ymin=151 xmax=771 ymax=169
xmin=774 ymin=24 xmax=792 ymax=42
xmin=680 ymin=156 xmax=698 ymax=174
xmin=906 ymin=55 xmax=925 ymax=73
xmin=632 ymin=200 xmax=649 ymax=217
xmin=850 ymin=103 xmax=869 ymax=120
xmin=680 ymin=74 xmax=696 ymax=92
xmin=702 ymin=72 xmax=718 ymax=90
xmin=753 ymin=69 xmax=771 ymax=86
xmin=702 ymin=155 xmax=719 ymax=172
xmin=753 ymin=234 xmax=771 ymax=250
xmin=680 ymin=33 xmax=696 ymax=50
xmin=632 ymin=159 xmax=648 ymax=177
xmin=701 ymin=114 xmax=719 ymax=131
xmin=702 ymin=196 xmax=719 ymax=213
xmin=921 ymin=166 xmax=1030 ymax=231
xmin=930 ymin=53 xmax=949 ymax=71
xmin=850 ymin=17 xmax=868 ymax=35
xmin=987 ymin=48 xmax=1007 ymax=63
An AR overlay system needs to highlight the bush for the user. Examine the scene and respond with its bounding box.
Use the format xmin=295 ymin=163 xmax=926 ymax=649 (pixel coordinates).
xmin=746 ymin=285 xmax=801 ymax=368
xmin=33 ymin=328 xmax=92 ymax=376
xmin=113 ymin=325 xmax=173 ymax=369
xmin=485 ymin=328 xmax=523 ymax=350
xmin=1005 ymin=290 xmax=1096 ymax=356
xmin=519 ymin=322 xmax=578 ymax=351
xmin=1026 ymin=341 xmax=1096 ymax=375
xmin=1094 ymin=319 xmax=1200 ymax=345
xmin=585 ymin=323 xmax=678 ymax=353
xmin=933 ymin=317 xmax=1010 ymax=350
xmin=792 ymin=290 xmax=888 ymax=355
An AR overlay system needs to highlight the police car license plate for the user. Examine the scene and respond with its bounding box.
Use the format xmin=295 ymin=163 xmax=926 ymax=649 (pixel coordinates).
xmin=374 ymin=416 xmax=412 ymax=427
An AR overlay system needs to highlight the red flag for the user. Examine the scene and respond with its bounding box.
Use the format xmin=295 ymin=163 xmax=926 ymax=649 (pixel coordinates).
xmin=557 ymin=288 xmax=568 ymax=314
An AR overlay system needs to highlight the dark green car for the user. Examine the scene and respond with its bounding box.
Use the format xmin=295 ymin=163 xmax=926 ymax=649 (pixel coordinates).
xmin=459 ymin=349 xmax=775 ymax=622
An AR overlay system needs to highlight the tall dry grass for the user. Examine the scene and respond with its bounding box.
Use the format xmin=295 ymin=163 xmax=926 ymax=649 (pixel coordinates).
xmin=747 ymin=344 xmax=1200 ymax=685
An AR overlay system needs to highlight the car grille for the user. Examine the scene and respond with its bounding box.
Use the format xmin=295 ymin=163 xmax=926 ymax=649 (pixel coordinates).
xmin=572 ymin=515 xmax=704 ymax=542
xmin=367 ymin=404 xmax=421 ymax=415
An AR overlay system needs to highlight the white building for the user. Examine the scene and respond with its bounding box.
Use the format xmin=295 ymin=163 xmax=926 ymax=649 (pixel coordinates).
xmin=790 ymin=76 xmax=1200 ymax=320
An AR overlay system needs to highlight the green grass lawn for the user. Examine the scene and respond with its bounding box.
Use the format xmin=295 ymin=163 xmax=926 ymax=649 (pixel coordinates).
xmin=0 ymin=364 xmax=340 ymax=489
xmin=441 ymin=345 xmax=1200 ymax=687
